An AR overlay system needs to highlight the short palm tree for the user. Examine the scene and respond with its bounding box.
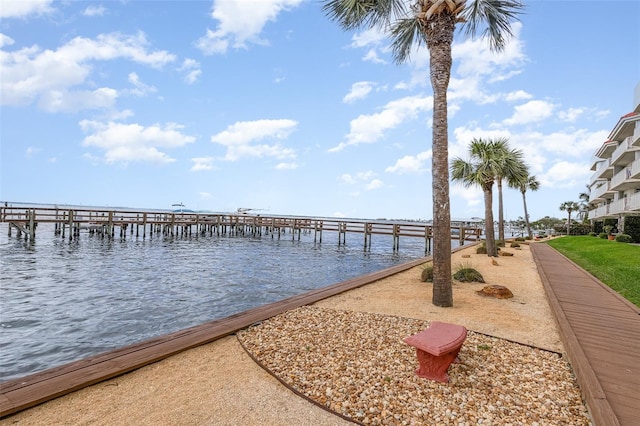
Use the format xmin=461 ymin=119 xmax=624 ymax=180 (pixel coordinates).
xmin=511 ymin=174 xmax=540 ymax=238
xmin=559 ymin=201 xmax=580 ymax=235
xmin=451 ymin=138 xmax=518 ymax=257
xmin=323 ymin=0 xmax=523 ymax=307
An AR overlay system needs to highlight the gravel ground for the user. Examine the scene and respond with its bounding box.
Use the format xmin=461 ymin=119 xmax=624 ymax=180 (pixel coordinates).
xmin=238 ymin=306 xmax=591 ymax=425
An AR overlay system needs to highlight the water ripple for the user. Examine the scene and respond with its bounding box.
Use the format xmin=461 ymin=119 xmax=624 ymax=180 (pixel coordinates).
xmin=0 ymin=223 xmax=434 ymax=382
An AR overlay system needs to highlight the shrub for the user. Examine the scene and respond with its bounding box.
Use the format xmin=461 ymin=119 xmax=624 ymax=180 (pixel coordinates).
xmin=615 ymin=234 xmax=633 ymax=243
xmin=476 ymin=245 xmax=487 ymax=254
xmin=496 ymin=240 xmax=505 ymax=247
xmin=453 ymin=262 xmax=485 ymax=283
xmin=525 ymin=236 xmax=532 ymax=240
xmin=420 ymin=264 xmax=433 ymax=282
xmin=598 ymin=232 xmax=608 ymax=239
xmin=515 ymin=237 xmax=525 ymax=242
xmin=623 ymin=216 xmax=640 ymax=243
xmin=588 ymin=232 xmax=597 ymax=237
xmin=510 ymin=242 xmax=520 ymax=248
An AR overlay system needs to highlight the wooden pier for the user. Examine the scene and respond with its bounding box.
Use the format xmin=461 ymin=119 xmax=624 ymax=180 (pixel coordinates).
xmin=0 ymin=205 xmax=482 ymax=253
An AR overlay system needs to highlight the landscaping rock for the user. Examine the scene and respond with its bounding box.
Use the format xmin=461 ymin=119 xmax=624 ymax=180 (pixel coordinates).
xmin=477 ymin=285 xmax=514 ymax=299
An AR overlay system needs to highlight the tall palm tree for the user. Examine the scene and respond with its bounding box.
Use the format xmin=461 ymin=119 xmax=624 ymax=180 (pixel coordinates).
xmin=323 ymin=0 xmax=523 ymax=307
xmin=510 ymin=174 xmax=540 ymax=238
xmin=495 ymin=145 xmax=528 ymax=243
xmin=451 ymin=138 xmax=515 ymax=257
xmin=559 ymin=201 xmax=580 ymax=235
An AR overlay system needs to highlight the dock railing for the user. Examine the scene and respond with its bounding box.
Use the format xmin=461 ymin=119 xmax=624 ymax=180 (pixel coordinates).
xmin=0 ymin=205 xmax=482 ymax=253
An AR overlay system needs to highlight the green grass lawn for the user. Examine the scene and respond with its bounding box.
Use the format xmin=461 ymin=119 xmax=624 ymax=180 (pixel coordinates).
xmin=546 ymin=236 xmax=640 ymax=307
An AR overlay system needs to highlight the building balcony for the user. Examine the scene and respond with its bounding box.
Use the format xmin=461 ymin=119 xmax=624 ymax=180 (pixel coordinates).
xmin=610 ymin=159 xmax=640 ymax=191
xmin=590 ymin=181 xmax=616 ymax=201
xmin=610 ymin=136 xmax=640 ymax=166
xmin=634 ymin=123 xmax=640 ymax=147
xmin=589 ymin=192 xmax=640 ymax=220
xmin=631 ymin=157 xmax=640 ymax=179
xmin=591 ymin=158 xmax=614 ymax=181
xmin=588 ymin=204 xmax=610 ymax=220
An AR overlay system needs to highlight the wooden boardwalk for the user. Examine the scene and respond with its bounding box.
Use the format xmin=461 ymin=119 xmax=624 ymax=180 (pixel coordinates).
xmin=531 ymin=243 xmax=640 ymax=426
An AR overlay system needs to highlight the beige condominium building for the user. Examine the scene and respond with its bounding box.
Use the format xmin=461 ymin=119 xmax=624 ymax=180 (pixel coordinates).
xmin=588 ymin=82 xmax=640 ymax=231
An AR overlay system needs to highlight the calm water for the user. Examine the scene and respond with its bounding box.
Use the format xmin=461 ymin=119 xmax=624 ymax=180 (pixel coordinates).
xmin=0 ymin=222 xmax=441 ymax=382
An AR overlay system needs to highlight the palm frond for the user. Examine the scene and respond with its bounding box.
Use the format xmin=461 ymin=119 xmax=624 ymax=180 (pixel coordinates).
xmin=389 ymin=17 xmax=424 ymax=63
xmin=322 ymin=0 xmax=406 ymax=31
xmin=460 ymin=0 xmax=524 ymax=51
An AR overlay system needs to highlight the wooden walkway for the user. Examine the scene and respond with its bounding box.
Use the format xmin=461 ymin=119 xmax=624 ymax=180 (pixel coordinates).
xmin=530 ymin=243 xmax=640 ymax=426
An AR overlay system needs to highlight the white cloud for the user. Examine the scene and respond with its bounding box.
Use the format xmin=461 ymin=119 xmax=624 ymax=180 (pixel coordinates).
xmin=211 ymin=118 xmax=297 ymax=161
xmin=439 ymin=23 xmax=527 ymax=106
xmin=338 ymin=174 xmax=355 ymax=184
xmin=0 ymin=33 xmax=15 ymax=48
xmin=504 ymin=90 xmax=533 ymax=102
xmin=127 ymin=72 xmax=157 ymax=96
xmin=39 ymin=87 xmax=119 ymax=112
xmin=350 ymin=28 xmax=386 ymax=49
xmin=537 ymin=128 xmax=609 ymax=158
xmin=179 ymin=59 xmax=201 ymax=84
xmin=191 ymin=157 xmax=216 ymax=171
xmin=83 ymin=5 xmax=106 ymax=17
xmin=337 ymin=171 xmax=381 ymax=190
xmin=365 ymin=179 xmax=384 ymax=190
xmin=80 ymin=120 xmax=195 ymax=164
xmin=343 ymin=81 xmax=374 ymax=104
xmin=557 ymin=107 xmax=585 ymax=123
xmin=363 ymin=48 xmax=386 ymax=64
xmin=104 ymin=109 xmax=135 ymax=121
xmin=25 ymin=146 xmax=40 ymax=158
xmin=196 ymin=0 xmax=302 ymax=55
xmin=453 ymin=23 xmax=526 ymax=79
xmin=0 ymin=0 xmax=54 ymax=18
xmin=275 ymin=162 xmax=298 ymax=170
xmin=385 ymin=150 xmax=432 ymax=174
xmin=502 ymin=100 xmax=556 ymax=126
xmin=450 ymin=184 xmax=483 ymax=211
xmin=329 ymin=95 xmax=432 ymax=152
xmin=1 ymin=32 xmax=175 ymax=112
xmin=539 ymin=161 xmax=592 ymax=189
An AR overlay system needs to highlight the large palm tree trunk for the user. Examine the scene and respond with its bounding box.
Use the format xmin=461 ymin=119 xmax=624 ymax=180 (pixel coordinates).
xmin=497 ymin=179 xmax=505 ymax=242
xmin=484 ymin=186 xmax=497 ymax=256
xmin=425 ymin=13 xmax=456 ymax=307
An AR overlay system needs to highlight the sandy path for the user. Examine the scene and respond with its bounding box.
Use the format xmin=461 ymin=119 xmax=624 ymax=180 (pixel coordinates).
xmin=2 ymin=242 xmax=568 ymax=425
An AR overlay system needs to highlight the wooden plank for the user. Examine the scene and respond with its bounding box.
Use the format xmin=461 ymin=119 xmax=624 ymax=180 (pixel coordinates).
xmin=531 ymin=243 xmax=640 ymax=426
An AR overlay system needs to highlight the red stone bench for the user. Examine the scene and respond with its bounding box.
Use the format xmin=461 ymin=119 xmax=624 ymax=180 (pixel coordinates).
xmin=404 ymin=321 xmax=467 ymax=383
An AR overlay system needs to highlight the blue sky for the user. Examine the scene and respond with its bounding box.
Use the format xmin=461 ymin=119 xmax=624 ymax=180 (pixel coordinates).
xmin=1 ymin=0 xmax=639 ymax=222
